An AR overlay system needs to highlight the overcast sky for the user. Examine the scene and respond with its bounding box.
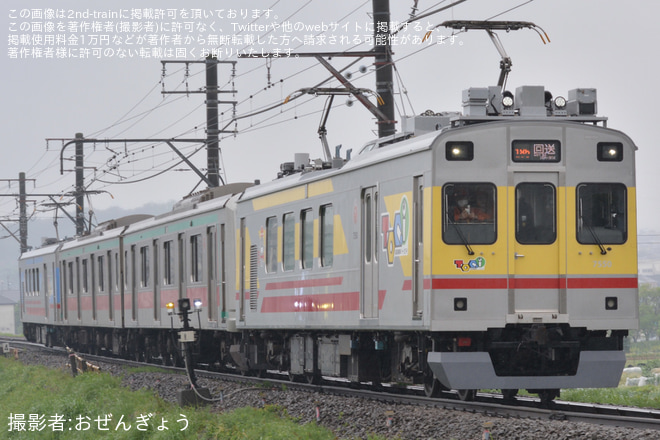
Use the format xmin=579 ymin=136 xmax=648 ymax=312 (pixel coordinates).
xmin=1 ymin=0 xmax=659 ymax=250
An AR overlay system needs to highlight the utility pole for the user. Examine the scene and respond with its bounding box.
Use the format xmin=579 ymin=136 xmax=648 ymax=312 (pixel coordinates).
xmin=161 ymin=57 xmax=237 ymax=187
xmin=19 ymin=172 xmax=27 ymax=253
xmin=240 ymin=2 xmax=397 ymax=139
xmin=75 ymin=133 xmax=84 ymax=236
xmin=372 ymin=0 xmax=396 ymax=137
xmin=206 ymin=56 xmax=220 ymax=187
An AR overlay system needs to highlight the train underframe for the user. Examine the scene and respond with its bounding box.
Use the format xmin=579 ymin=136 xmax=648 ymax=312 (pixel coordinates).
xmin=22 ymin=322 xmax=627 ymax=402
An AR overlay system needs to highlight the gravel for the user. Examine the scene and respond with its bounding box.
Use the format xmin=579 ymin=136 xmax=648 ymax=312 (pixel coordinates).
xmin=14 ymin=348 xmax=660 ymax=440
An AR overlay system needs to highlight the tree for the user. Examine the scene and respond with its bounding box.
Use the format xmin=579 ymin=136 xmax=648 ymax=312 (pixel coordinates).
xmin=637 ymin=284 xmax=660 ymax=341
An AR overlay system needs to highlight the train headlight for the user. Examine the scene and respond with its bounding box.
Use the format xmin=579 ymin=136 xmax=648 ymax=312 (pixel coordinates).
xmin=445 ymin=142 xmax=474 ymax=161
xmin=454 ymin=297 xmax=468 ymax=311
xmin=502 ymin=91 xmax=514 ymax=109
xmin=554 ymin=96 xmax=566 ymax=109
xmin=597 ymin=142 xmax=623 ymax=162
xmin=605 ymin=296 xmax=618 ymax=310
xmin=194 ymin=299 xmax=203 ymax=309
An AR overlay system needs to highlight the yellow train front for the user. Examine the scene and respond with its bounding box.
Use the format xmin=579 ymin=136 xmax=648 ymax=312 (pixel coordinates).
xmin=421 ymin=86 xmax=638 ymax=400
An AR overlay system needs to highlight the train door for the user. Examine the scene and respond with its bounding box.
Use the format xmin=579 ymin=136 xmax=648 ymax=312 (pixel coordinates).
xmin=239 ymin=218 xmax=246 ymax=321
xmin=43 ymin=263 xmax=49 ymax=320
xmin=177 ymin=234 xmax=185 ymax=302
xmin=153 ymin=239 xmax=160 ymax=322
xmin=412 ymin=176 xmax=424 ymax=319
xmin=54 ymin=261 xmax=61 ymax=322
xmin=108 ymin=251 xmax=114 ymax=322
xmin=508 ymin=172 xmax=563 ymax=316
xmin=361 ymin=186 xmax=379 ymax=319
xmin=220 ymin=224 xmax=227 ymax=322
xmin=130 ymin=245 xmax=137 ymax=322
xmin=207 ymin=226 xmax=218 ymax=322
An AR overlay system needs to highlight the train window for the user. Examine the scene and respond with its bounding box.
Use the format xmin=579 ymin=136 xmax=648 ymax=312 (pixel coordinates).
xmin=443 ymin=183 xmax=496 ymax=245
xmin=107 ymin=252 xmax=112 ymax=293
xmin=577 ymin=183 xmax=627 ymax=244
xmin=140 ymin=246 xmax=150 ymax=287
xmin=320 ymin=204 xmax=334 ymax=267
xmin=301 ymin=209 xmax=314 ymax=269
xmin=283 ymin=212 xmax=295 ymax=271
xmin=98 ymin=255 xmax=104 ymax=292
xmin=597 ymin=142 xmax=623 ymax=162
xmin=114 ymin=253 xmax=119 ymax=291
xmin=124 ymin=250 xmax=129 ymax=290
xmin=68 ymin=261 xmax=74 ymax=295
xmin=266 ymin=217 xmax=278 ymax=273
xmin=82 ymin=259 xmax=89 ymax=293
xmin=446 ymin=141 xmax=474 ymax=161
xmin=516 ymin=183 xmax=556 ymax=244
xmin=190 ymin=235 xmax=203 ymax=282
xmin=163 ymin=240 xmax=173 ymax=285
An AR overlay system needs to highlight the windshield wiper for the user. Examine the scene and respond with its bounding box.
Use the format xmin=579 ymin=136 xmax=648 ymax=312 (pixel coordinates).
xmin=583 ymin=220 xmax=608 ymax=255
xmin=447 ymin=216 xmax=474 ymax=255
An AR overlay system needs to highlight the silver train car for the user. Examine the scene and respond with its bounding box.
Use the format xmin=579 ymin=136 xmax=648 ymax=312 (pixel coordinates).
xmin=20 ymin=85 xmax=638 ymax=401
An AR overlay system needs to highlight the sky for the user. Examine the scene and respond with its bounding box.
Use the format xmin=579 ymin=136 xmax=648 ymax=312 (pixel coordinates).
xmin=1 ymin=0 xmax=659 ymax=257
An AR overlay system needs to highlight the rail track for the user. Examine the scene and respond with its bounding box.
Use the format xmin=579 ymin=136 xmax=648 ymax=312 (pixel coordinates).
xmin=3 ymin=336 xmax=659 ymax=433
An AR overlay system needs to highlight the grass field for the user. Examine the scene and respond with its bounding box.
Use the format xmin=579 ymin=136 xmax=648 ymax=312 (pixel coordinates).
xmin=0 ymin=356 xmax=336 ymax=440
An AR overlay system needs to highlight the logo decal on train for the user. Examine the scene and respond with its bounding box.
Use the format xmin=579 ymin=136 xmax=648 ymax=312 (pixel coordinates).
xmin=453 ymin=257 xmax=486 ymax=272
xmin=381 ymin=195 xmax=409 ymax=266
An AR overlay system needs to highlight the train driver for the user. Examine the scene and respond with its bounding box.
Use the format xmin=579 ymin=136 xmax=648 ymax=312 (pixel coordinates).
xmin=454 ymin=192 xmax=493 ymax=223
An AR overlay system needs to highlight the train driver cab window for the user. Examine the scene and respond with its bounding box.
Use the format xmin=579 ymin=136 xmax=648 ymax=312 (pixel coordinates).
xmin=266 ymin=217 xmax=278 ymax=273
xmin=577 ymin=183 xmax=627 ymax=244
xmin=516 ymin=183 xmax=556 ymax=244
xmin=443 ymin=183 xmax=496 ymax=245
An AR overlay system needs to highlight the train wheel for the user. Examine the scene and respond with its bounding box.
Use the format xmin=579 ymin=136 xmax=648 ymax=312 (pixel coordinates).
xmin=423 ymin=376 xmax=441 ymax=398
xmin=288 ymin=372 xmax=302 ymax=383
xmin=305 ymin=373 xmax=321 ymax=385
xmin=501 ymin=389 xmax=518 ymax=401
xmin=537 ymin=389 xmax=559 ymax=406
xmin=457 ymin=389 xmax=476 ymax=401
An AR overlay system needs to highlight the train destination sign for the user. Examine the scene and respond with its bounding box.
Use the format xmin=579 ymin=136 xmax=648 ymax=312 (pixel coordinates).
xmin=512 ymin=140 xmax=561 ymax=162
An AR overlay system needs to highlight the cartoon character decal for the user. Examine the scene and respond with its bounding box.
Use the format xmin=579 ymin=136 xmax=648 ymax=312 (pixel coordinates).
xmin=381 ymin=195 xmax=409 ymax=266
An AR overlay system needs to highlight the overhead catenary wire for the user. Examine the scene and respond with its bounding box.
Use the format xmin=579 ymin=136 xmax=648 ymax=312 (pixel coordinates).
xmin=7 ymin=1 xmax=546 ymax=227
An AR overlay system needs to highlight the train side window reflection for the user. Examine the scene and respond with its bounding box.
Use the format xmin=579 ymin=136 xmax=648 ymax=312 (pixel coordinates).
xmin=516 ymin=183 xmax=556 ymax=244
xmin=577 ymin=183 xmax=627 ymax=244
xmin=320 ymin=204 xmax=333 ymax=267
xmin=443 ymin=183 xmax=496 ymax=245
xmin=301 ymin=209 xmax=314 ymax=269
xmin=283 ymin=212 xmax=295 ymax=271
xmin=266 ymin=216 xmax=278 ymax=273
xmin=190 ymin=235 xmax=202 ymax=282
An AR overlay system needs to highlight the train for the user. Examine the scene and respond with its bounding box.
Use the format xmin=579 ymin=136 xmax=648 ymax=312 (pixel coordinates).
xmin=20 ymin=84 xmax=638 ymax=402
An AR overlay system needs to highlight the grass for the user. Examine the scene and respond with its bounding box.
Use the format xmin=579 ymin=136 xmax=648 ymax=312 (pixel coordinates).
xmin=0 ymin=356 xmax=338 ymax=440
xmin=559 ymin=340 xmax=660 ymax=409
xmin=560 ymin=386 xmax=660 ymax=409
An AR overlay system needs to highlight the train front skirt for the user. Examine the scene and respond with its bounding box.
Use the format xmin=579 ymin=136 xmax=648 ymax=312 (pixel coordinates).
xmin=428 ymin=350 xmax=626 ymax=390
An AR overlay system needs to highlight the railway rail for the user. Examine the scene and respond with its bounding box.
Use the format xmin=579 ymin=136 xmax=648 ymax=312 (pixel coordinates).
xmin=3 ymin=337 xmax=659 ymax=433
